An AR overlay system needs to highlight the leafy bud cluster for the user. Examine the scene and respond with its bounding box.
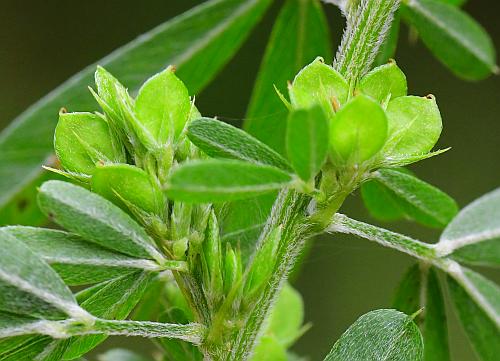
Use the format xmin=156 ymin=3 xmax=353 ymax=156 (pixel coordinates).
xmin=285 ymin=57 xmax=443 ymax=221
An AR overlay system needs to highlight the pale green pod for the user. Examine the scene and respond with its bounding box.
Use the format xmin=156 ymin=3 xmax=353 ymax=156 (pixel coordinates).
xmin=329 ymin=94 xmax=388 ymax=165
xmin=55 ymin=112 xmax=122 ymax=175
xmin=358 ymin=60 xmax=407 ymax=103
xmin=135 ymin=66 xmax=191 ymax=147
xmin=289 ymin=57 xmax=349 ymax=120
xmin=91 ymin=163 xmax=163 ymax=215
xmin=383 ymin=95 xmax=442 ymax=158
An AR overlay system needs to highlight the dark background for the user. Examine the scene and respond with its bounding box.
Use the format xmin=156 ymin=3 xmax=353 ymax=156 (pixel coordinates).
xmin=1 ymin=1 xmax=499 ymax=360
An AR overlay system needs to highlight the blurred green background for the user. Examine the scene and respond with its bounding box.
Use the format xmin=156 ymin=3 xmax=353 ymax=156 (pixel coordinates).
xmin=1 ymin=1 xmax=499 ymax=360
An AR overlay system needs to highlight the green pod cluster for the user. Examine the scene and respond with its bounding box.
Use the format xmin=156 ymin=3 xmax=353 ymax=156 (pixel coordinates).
xmin=52 ymin=66 xmax=200 ymax=243
xmin=287 ymin=58 xmax=443 ymax=174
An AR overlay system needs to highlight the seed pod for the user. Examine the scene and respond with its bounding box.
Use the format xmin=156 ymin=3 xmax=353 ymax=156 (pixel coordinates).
xmin=329 ymin=94 xmax=388 ymax=165
xmin=202 ymin=210 xmax=223 ymax=304
xmin=91 ymin=163 xmax=163 ymax=215
xmin=382 ymin=95 xmax=442 ymax=157
xmin=289 ymin=57 xmax=349 ymax=119
xmin=55 ymin=112 xmax=122 ymax=175
xmin=244 ymin=226 xmax=282 ymax=299
xmin=358 ymin=60 xmax=407 ymax=103
xmin=135 ymin=66 xmax=191 ymax=148
xmin=224 ymin=243 xmax=243 ymax=296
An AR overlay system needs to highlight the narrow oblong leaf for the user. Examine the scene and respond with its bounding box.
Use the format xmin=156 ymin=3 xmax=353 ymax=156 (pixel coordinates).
xmin=3 ymin=227 xmax=164 ymax=285
xmin=187 ymin=118 xmax=291 ymax=171
xmin=402 ymin=0 xmax=497 ymax=80
xmin=373 ymin=168 xmax=458 ymax=228
xmin=37 ymin=180 xmax=164 ymax=263
xmin=447 ymin=267 xmax=500 ymax=361
xmin=0 ymin=228 xmax=86 ymax=320
xmin=286 ymin=106 xmax=329 ymax=181
xmin=63 ymin=271 xmax=153 ymax=359
xmin=0 ymin=0 xmax=273 ymax=225
xmin=393 ymin=264 xmax=450 ymax=361
xmin=244 ymin=0 xmax=332 ymax=154
xmin=166 ymin=160 xmax=293 ymax=203
xmin=323 ymin=309 xmax=423 ymax=361
xmin=437 ymin=187 xmax=500 ymax=267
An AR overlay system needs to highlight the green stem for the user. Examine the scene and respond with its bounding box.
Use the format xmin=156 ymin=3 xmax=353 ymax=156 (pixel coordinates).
xmin=228 ymin=190 xmax=311 ymax=361
xmin=328 ymin=213 xmax=500 ymax=327
xmin=328 ymin=213 xmax=437 ymax=262
xmin=334 ymin=0 xmax=401 ymax=88
xmin=90 ymin=319 xmax=206 ymax=345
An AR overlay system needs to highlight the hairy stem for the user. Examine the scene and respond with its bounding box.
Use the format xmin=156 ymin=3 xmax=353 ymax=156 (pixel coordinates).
xmin=328 ymin=213 xmax=500 ymax=328
xmin=228 ymin=190 xmax=311 ymax=360
xmin=334 ymin=0 xmax=401 ymax=88
xmin=328 ymin=213 xmax=437 ymax=261
xmin=90 ymin=319 xmax=206 ymax=344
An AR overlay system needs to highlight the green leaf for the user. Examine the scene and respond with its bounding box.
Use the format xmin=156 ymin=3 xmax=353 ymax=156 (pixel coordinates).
xmin=372 ymin=168 xmax=458 ymax=228
xmin=0 ymin=228 xmax=86 ymax=320
xmin=437 ymin=187 xmax=500 ymax=267
xmin=63 ymin=272 xmax=153 ymax=359
xmin=135 ymin=67 xmax=191 ymax=145
xmin=251 ymin=336 xmax=287 ymax=361
xmin=447 ymin=268 xmax=500 ymax=361
xmin=0 ymin=335 xmax=61 ymax=361
xmin=0 ymin=170 xmax=61 ymax=227
xmin=383 ymin=95 xmax=442 ymax=158
xmin=219 ymin=193 xmax=277 ymax=260
xmin=361 ymin=168 xmax=408 ymax=222
xmin=55 ymin=112 xmax=122 ymax=175
xmin=329 ymin=95 xmax=387 ymax=164
xmin=0 ymin=0 xmax=273 ymax=225
xmin=37 ymin=180 xmax=164 ymax=263
xmin=402 ymin=0 xmax=497 ymax=80
xmin=3 ymin=227 xmax=163 ymax=286
xmin=358 ymin=61 xmax=407 ymax=103
xmin=290 ymin=58 xmax=349 ymax=121
xmin=286 ymin=106 xmax=329 ymax=181
xmin=166 ymin=160 xmax=293 ymax=203
xmin=91 ymin=163 xmax=163 ymax=215
xmin=245 ymin=0 xmax=332 ymax=155
xmin=323 ymin=309 xmax=423 ymax=361
xmin=187 ymin=118 xmax=291 ymax=171
xmin=393 ymin=265 xmax=450 ymax=361
xmin=97 ymin=349 xmax=153 ymax=361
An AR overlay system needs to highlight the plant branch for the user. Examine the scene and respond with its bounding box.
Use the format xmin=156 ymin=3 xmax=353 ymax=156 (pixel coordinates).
xmin=90 ymin=319 xmax=206 ymax=344
xmin=328 ymin=213 xmax=436 ymax=261
xmin=327 ymin=213 xmax=500 ymax=328
xmin=229 ymin=190 xmax=311 ymax=360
